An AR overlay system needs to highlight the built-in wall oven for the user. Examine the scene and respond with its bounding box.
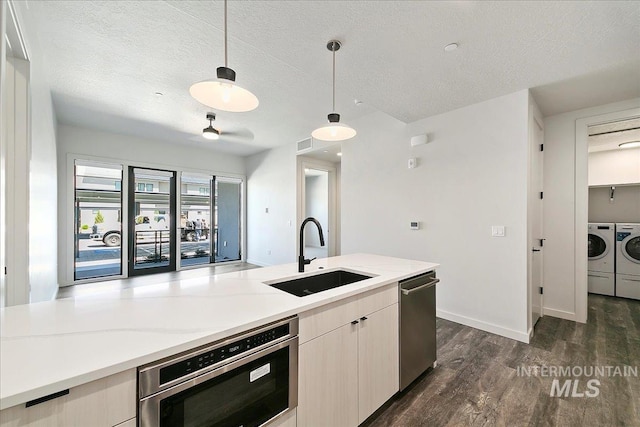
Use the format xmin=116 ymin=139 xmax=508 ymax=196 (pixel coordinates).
xmin=138 ymin=316 xmax=299 ymax=427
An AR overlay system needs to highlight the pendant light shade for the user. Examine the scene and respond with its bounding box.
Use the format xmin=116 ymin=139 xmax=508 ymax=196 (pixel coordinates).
xmin=312 ymin=40 xmax=356 ymax=142
xmin=189 ymin=0 xmax=258 ymax=112
xmin=202 ymin=113 xmax=220 ymax=140
xmin=311 ymin=113 xmax=357 ymax=141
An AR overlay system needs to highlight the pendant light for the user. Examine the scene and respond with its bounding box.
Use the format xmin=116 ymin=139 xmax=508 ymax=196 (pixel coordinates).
xmin=202 ymin=113 xmax=220 ymax=140
xmin=312 ymin=40 xmax=356 ymax=141
xmin=189 ymin=0 xmax=259 ymax=112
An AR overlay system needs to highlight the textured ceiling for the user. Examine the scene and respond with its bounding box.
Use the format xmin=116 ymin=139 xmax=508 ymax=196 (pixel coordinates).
xmin=28 ymin=1 xmax=640 ymax=156
xmin=588 ymin=118 xmax=640 ymax=153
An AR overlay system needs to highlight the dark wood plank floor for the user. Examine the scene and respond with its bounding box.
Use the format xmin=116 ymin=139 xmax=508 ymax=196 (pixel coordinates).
xmin=367 ymin=295 xmax=640 ymax=427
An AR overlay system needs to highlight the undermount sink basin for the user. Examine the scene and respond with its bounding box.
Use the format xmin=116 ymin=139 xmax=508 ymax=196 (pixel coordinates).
xmin=268 ymin=270 xmax=373 ymax=297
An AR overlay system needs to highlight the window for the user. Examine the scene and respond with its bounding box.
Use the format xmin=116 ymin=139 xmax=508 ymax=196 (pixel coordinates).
xmin=74 ymin=160 xmax=123 ymax=280
xmin=199 ymin=187 xmax=209 ymax=195
xmin=137 ymin=182 xmax=145 ymax=192
xmin=146 ymin=183 xmax=154 ymax=192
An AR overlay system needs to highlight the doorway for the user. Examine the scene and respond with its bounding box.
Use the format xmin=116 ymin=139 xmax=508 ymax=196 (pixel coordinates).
xmin=575 ymin=107 xmax=640 ymax=322
xmin=128 ymin=167 xmax=177 ymax=276
xmin=215 ymin=177 xmax=242 ymax=263
xmin=586 ymin=118 xmax=640 ymax=300
xmin=297 ymin=157 xmax=338 ymax=259
xmin=304 ymin=168 xmax=329 ymax=259
xmin=530 ymin=116 xmax=544 ymax=328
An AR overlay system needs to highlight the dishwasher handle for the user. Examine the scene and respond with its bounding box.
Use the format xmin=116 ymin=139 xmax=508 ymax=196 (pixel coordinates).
xmin=401 ymin=278 xmax=439 ymax=295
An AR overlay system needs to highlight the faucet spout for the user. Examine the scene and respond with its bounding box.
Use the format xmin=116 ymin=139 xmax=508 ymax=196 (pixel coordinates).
xmin=299 ymin=217 xmax=325 ymax=272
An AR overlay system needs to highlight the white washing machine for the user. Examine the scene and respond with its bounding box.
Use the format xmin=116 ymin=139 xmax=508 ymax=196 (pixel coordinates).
xmin=587 ymin=223 xmax=615 ymax=296
xmin=616 ymin=223 xmax=640 ymax=300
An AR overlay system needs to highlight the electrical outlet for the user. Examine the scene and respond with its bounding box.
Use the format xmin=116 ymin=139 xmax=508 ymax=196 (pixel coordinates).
xmin=491 ymin=226 xmax=505 ymax=237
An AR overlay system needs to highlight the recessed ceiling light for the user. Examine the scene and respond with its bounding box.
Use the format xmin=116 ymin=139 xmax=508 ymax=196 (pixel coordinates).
xmin=444 ymin=43 xmax=458 ymax=52
xmin=324 ymin=150 xmax=329 ymax=153
xmin=337 ymin=152 xmax=342 ymax=156
xmin=619 ymin=141 xmax=640 ymax=149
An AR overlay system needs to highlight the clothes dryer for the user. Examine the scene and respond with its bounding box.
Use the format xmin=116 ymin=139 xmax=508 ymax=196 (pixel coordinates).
xmin=587 ymin=223 xmax=615 ymax=296
xmin=616 ymin=223 xmax=640 ymax=300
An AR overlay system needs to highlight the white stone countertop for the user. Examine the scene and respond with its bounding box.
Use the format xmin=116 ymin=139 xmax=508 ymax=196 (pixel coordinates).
xmin=0 ymin=253 xmax=438 ymax=410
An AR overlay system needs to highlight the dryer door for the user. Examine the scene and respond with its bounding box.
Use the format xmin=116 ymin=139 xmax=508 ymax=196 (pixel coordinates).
xmin=622 ymin=234 xmax=640 ymax=264
xmin=588 ymin=233 xmax=609 ymax=260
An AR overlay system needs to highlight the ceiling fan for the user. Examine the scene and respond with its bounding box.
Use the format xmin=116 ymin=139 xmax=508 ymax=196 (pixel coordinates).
xmin=192 ymin=112 xmax=254 ymax=144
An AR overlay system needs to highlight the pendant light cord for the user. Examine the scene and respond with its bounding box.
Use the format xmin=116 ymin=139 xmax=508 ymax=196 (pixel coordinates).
xmin=332 ymin=45 xmax=336 ymax=112
xmin=224 ymin=0 xmax=228 ymax=68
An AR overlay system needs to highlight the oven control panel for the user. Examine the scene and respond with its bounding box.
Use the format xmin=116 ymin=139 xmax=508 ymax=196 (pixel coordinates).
xmin=159 ymin=323 xmax=289 ymax=385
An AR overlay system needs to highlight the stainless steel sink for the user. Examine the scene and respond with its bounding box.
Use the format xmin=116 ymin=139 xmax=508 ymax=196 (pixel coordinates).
xmin=267 ymin=270 xmax=373 ymax=297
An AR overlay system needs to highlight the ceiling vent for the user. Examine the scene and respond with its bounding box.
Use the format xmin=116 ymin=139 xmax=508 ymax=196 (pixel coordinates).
xmin=297 ymin=138 xmax=313 ymax=153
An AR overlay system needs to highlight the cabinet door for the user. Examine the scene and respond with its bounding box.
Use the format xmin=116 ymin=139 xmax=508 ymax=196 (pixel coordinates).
xmin=0 ymin=369 xmax=136 ymax=427
xmin=297 ymin=323 xmax=358 ymax=427
xmin=357 ymin=304 xmax=399 ymax=424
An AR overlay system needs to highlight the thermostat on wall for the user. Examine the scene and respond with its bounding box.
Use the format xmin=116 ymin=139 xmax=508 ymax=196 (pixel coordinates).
xmin=410 ymin=221 xmax=420 ymax=230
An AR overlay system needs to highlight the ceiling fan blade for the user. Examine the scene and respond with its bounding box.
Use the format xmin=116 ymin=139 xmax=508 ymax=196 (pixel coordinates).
xmin=218 ymin=128 xmax=254 ymax=141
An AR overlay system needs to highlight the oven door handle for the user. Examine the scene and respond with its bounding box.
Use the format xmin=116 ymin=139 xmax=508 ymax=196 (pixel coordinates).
xmin=139 ymin=336 xmax=299 ymax=427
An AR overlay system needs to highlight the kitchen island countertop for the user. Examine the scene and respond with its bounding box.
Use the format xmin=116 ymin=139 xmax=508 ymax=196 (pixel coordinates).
xmin=0 ymin=253 xmax=438 ymax=410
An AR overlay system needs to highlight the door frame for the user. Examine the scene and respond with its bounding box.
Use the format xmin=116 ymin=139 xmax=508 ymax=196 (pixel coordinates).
xmin=575 ymin=106 xmax=640 ymax=323
xmin=528 ymin=95 xmax=544 ymax=336
xmin=296 ymin=157 xmax=338 ymax=258
xmin=127 ymin=166 xmax=177 ymax=277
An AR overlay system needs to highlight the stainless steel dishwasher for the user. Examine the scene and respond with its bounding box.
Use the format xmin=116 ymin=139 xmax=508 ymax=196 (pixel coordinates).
xmin=399 ymin=271 xmax=439 ymax=390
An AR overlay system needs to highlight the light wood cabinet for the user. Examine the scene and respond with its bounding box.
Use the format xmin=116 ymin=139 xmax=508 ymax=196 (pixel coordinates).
xmin=298 ymin=323 xmax=359 ymax=427
xmin=113 ymin=418 xmax=136 ymax=427
xmin=357 ymin=304 xmax=399 ymax=424
xmin=297 ymin=283 xmax=399 ymax=427
xmin=0 ymin=369 xmax=136 ymax=427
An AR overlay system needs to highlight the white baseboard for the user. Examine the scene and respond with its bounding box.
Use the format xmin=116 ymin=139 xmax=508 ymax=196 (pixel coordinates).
xmin=528 ymin=327 xmax=534 ymax=339
xmin=246 ymin=259 xmax=271 ymax=267
xmin=542 ymin=307 xmax=577 ymax=322
xmin=436 ymin=309 xmax=530 ymax=343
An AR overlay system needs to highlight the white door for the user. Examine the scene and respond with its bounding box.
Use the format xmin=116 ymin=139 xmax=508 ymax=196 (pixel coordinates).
xmin=530 ymin=118 xmax=544 ymax=327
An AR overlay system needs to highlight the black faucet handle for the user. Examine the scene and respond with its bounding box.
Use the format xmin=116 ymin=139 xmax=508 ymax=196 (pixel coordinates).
xmin=304 ymin=257 xmax=317 ymax=265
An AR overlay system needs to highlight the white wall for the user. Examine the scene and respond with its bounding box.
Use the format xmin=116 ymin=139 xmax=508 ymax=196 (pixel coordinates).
xmin=1 ymin=1 xmax=59 ymax=305
xmin=589 ymin=185 xmax=640 ymax=223
xmin=542 ymin=98 xmax=640 ymax=320
xmin=56 ymin=124 xmax=246 ymax=284
xmin=588 ymin=147 xmax=640 ymax=186
xmin=245 ymin=143 xmax=297 ymax=266
xmin=342 ymin=90 xmax=531 ymax=342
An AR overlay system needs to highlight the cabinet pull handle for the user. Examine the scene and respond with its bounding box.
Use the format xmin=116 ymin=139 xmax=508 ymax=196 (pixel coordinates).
xmin=351 ymin=320 xmax=359 ymax=325
xmin=360 ymin=316 xmax=367 ymax=321
xmin=26 ymin=389 xmax=69 ymax=408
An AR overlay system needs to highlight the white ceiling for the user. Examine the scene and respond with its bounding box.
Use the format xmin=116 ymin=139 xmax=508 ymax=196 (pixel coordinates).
xmin=588 ymin=117 xmax=640 ymax=153
xmin=28 ymin=1 xmax=640 ymax=156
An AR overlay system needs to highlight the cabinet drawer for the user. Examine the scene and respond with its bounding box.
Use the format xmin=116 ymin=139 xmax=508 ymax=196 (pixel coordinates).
xmin=0 ymin=369 xmax=136 ymax=427
xmin=299 ymin=283 xmax=397 ymax=344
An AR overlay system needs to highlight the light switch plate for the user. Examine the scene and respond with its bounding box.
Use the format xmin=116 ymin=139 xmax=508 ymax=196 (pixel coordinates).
xmin=492 ymin=226 xmax=505 ymax=237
